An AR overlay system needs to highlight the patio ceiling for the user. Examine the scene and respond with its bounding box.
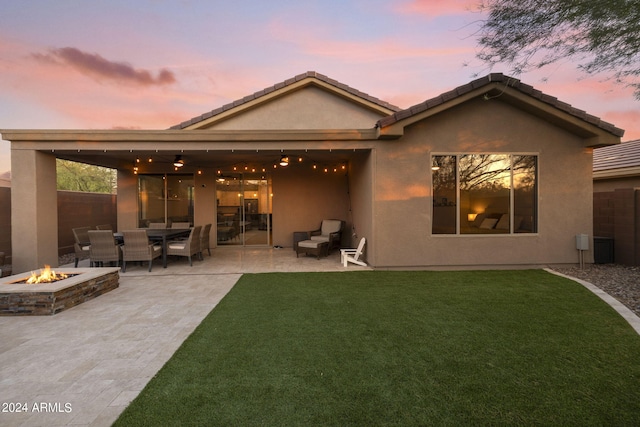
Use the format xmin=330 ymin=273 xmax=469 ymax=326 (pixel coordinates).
xmin=51 ymin=148 xmax=362 ymax=174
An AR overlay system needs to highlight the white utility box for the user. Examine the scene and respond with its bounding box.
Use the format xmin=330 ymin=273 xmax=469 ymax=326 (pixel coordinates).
xmin=576 ymin=234 xmax=589 ymax=251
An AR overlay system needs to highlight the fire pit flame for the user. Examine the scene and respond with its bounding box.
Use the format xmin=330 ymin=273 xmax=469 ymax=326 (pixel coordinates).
xmin=26 ymin=265 xmax=69 ymax=284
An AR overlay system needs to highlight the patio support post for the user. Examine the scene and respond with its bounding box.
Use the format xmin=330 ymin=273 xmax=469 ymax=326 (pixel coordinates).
xmin=116 ymin=169 xmax=139 ymax=231
xmin=11 ymin=149 xmax=59 ymax=273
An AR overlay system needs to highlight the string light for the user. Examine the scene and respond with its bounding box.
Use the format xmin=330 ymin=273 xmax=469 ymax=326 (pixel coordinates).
xmin=123 ymin=155 xmax=319 ymax=176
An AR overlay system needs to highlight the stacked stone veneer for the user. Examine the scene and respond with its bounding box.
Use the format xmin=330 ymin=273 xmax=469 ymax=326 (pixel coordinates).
xmin=0 ymin=268 xmax=119 ymax=316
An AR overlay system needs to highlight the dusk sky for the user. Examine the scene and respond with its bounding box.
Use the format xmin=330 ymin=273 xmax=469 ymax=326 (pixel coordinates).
xmin=1 ymin=0 xmax=638 ymax=173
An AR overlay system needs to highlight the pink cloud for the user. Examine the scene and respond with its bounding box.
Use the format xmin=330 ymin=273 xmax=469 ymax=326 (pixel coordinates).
xmin=31 ymin=47 xmax=176 ymax=87
xmin=0 ymin=37 xmax=233 ymax=129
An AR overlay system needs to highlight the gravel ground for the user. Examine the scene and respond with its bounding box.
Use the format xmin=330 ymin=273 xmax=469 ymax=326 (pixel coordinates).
xmin=551 ymin=264 xmax=640 ymax=318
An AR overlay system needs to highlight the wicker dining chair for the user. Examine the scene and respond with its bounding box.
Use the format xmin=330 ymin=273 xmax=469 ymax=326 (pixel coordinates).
xmin=200 ymin=223 xmax=212 ymax=258
xmin=72 ymin=226 xmax=92 ymax=267
xmin=87 ymin=230 xmax=121 ymax=267
xmin=167 ymin=225 xmax=201 ymax=266
xmin=121 ymin=229 xmax=162 ymax=272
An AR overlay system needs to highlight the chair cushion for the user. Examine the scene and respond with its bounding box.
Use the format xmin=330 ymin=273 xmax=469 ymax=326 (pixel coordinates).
xmin=298 ymin=240 xmax=321 ymax=248
xmin=310 ymin=235 xmax=330 ymax=243
xmin=321 ymin=220 xmax=342 ymax=235
xmin=168 ymin=243 xmax=186 ymax=250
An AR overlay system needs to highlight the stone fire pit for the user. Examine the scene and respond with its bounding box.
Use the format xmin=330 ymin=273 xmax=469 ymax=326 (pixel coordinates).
xmin=0 ymin=267 xmax=119 ymax=315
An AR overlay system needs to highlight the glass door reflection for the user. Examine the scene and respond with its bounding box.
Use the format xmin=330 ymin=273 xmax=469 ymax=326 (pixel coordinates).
xmin=216 ymin=174 xmax=271 ymax=246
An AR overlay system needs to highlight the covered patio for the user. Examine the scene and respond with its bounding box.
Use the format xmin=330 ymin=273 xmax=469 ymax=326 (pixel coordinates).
xmin=4 ymin=130 xmax=376 ymax=274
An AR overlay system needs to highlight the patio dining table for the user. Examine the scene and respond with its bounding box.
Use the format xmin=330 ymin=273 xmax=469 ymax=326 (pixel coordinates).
xmin=114 ymin=228 xmax=191 ymax=268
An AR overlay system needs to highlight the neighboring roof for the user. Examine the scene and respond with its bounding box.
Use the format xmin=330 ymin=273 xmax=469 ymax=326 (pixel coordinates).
xmin=593 ymin=139 xmax=640 ymax=179
xmin=170 ymin=71 xmax=401 ymax=130
xmin=377 ymin=73 xmax=624 ymax=142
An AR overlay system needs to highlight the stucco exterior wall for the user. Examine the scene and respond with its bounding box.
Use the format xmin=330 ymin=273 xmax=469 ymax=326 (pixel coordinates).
xmin=271 ymin=166 xmax=351 ymax=248
xmin=371 ymin=98 xmax=594 ymax=268
xmin=11 ymin=150 xmax=59 ymax=273
xmin=195 ymin=173 xmax=216 ymax=247
xmin=116 ymin=170 xmax=139 ymax=231
xmin=203 ymin=86 xmax=387 ymax=130
xmin=346 ymin=150 xmax=374 ymax=264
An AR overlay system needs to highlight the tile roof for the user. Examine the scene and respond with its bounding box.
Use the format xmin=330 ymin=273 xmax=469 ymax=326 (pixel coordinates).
xmin=170 ymin=71 xmax=401 ymax=130
xmin=376 ymin=73 xmax=625 ymax=137
xmin=593 ymin=139 xmax=640 ymax=172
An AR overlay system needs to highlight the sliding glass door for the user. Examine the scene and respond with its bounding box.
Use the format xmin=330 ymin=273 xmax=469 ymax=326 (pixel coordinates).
xmin=216 ymin=174 xmax=271 ymax=246
xmin=138 ymin=174 xmax=194 ymax=227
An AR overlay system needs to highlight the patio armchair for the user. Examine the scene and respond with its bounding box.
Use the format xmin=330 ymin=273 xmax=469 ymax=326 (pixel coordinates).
xmin=310 ymin=219 xmax=344 ymax=252
xmin=96 ymin=224 xmax=113 ymax=230
xmin=87 ymin=230 xmax=121 ymax=267
xmin=200 ymin=223 xmax=212 ymax=257
xmin=121 ymin=229 xmax=162 ymax=272
xmin=72 ymin=226 xmax=92 ymax=267
xmin=167 ymin=225 xmax=202 ymax=266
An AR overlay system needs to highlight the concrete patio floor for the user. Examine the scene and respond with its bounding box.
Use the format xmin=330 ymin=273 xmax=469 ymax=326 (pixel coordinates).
xmin=0 ymin=247 xmax=368 ymax=427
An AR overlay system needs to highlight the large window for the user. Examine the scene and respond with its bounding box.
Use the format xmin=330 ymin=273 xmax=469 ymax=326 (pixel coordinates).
xmin=432 ymin=154 xmax=537 ymax=235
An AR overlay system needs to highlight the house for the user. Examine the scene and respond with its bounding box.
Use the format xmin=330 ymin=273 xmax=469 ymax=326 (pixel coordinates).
xmin=593 ymin=139 xmax=640 ymax=265
xmin=1 ymin=72 xmax=623 ymax=273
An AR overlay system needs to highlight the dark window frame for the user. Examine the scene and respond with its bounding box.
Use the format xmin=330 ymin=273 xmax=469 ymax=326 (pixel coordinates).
xmin=431 ymin=153 xmax=538 ymax=235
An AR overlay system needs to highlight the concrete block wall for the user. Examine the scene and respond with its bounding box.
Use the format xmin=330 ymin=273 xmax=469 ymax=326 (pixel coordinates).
xmin=593 ymin=192 xmax=614 ymax=238
xmin=594 ymin=188 xmax=640 ymax=265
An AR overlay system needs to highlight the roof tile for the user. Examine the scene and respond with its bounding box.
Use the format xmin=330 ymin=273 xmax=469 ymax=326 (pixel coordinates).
xmin=594 ymin=139 xmax=640 ymax=171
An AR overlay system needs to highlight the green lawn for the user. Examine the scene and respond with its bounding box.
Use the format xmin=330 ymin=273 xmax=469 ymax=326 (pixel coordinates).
xmin=114 ymin=270 xmax=640 ymax=426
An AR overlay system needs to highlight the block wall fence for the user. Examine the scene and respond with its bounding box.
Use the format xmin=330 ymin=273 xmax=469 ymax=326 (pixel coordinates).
xmin=594 ymin=188 xmax=640 ymax=265
xmin=0 ymin=189 xmax=116 ymax=266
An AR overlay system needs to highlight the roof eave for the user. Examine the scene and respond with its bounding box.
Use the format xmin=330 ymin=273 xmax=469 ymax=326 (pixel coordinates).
xmin=594 ymin=166 xmax=640 ymax=180
xmin=0 ymin=128 xmax=379 ymax=144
